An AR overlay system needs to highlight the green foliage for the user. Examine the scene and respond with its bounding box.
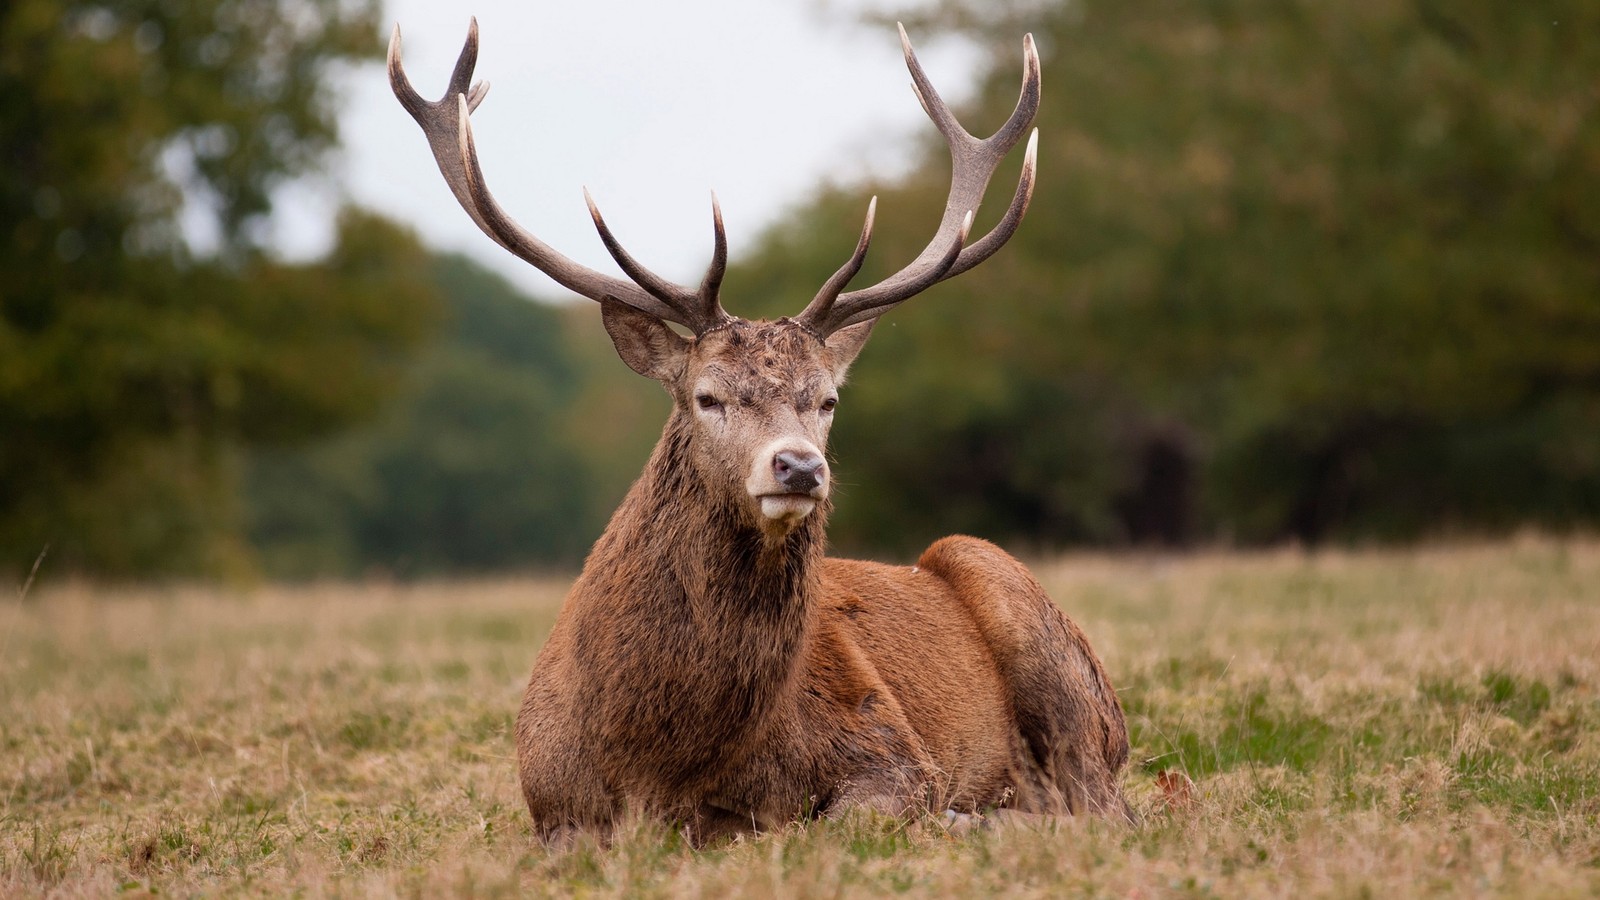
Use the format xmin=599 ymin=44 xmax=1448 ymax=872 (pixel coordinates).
xmin=1129 ymin=687 xmax=1335 ymax=778
xmin=245 ymin=255 xmax=608 ymax=578
xmin=0 ymin=0 xmax=436 ymax=576
xmin=735 ymin=0 xmax=1600 ymax=550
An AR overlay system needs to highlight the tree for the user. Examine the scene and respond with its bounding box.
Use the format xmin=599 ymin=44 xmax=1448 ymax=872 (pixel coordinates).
xmin=246 ymin=255 xmax=605 ymax=578
xmin=732 ymin=0 xmax=1600 ymax=550
xmin=0 ymin=0 xmax=437 ymax=576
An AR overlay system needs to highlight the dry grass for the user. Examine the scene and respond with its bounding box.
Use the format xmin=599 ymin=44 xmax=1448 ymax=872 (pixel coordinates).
xmin=3 ymin=537 xmax=1598 ymax=896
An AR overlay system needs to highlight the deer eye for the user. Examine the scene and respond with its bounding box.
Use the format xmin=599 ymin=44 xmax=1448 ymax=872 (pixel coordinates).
xmin=820 ymin=397 xmax=838 ymax=413
xmin=695 ymin=393 xmax=722 ymax=411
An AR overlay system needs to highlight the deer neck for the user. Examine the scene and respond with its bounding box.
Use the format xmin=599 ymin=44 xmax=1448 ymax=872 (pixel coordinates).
xmin=566 ymin=415 xmax=826 ymax=771
xmin=616 ymin=415 xmax=826 ymax=602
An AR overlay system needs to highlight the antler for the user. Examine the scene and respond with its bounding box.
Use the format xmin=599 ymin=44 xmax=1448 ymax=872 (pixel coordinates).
xmin=388 ymin=19 xmax=731 ymax=334
xmin=799 ymin=25 xmax=1041 ymax=338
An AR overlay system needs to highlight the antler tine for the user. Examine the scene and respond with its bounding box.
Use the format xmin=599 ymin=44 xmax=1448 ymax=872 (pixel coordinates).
xmin=986 ymin=33 xmax=1042 ymax=157
xmin=828 ymin=211 xmax=973 ymax=332
xmin=390 ymin=21 xmax=490 ymax=117
xmin=946 ymin=127 xmax=1038 ymax=279
xmin=899 ymin=23 xmax=966 ymax=147
xmin=583 ymin=188 xmax=713 ymax=324
xmin=390 ymin=20 xmax=705 ymax=329
xmin=696 ymin=192 xmax=732 ymax=326
xmin=799 ymin=197 xmax=877 ymax=326
xmin=799 ymin=27 xmax=1042 ymax=338
xmin=387 ymin=20 xmax=497 ymax=234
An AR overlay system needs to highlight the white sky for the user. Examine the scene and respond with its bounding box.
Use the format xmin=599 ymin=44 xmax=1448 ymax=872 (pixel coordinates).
xmin=269 ymin=0 xmax=983 ymax=300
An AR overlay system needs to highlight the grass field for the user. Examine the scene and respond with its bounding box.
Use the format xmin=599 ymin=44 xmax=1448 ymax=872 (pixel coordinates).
xmin=3 ymin=538 xmax=1598 ymax=896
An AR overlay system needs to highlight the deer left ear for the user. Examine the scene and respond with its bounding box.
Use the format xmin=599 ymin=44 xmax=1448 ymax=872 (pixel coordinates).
xmin=602 ymin=298 xmax=691 ymax=384
xmin=823 ymin=319 xmax=876 ymax=383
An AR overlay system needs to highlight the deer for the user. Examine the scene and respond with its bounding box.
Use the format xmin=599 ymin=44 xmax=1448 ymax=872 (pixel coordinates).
xmin=389 ymin=18 xmax=1132 ymax=845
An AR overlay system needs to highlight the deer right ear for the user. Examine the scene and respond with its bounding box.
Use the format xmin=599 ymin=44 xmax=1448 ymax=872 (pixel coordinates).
xmin=601 ymin=299 xmax=691 ymax=383
xmin=823 ymin=319 xmax=876 ymax=383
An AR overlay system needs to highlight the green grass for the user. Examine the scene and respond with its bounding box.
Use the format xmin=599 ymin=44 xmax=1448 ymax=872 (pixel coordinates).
xmin=3 ymin=540 xmax=1599 ymax=895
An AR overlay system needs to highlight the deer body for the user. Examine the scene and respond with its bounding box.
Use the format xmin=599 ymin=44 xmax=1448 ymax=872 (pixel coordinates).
xmin=390 ymin=19 xmax=1131 ymax=843
xmin=517 ymin=396 xmax=1126 ymax=841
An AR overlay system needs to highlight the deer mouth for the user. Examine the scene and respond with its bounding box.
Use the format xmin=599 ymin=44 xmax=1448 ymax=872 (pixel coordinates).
xmin=757 ymin=493 xmax=819 ymax=523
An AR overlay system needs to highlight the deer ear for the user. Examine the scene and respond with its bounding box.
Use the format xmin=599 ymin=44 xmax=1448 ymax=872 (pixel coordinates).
xmin=601 ymin=299 xmax=690 ymax=383
xmin=823 ymin=319 xmax=876 ymax=383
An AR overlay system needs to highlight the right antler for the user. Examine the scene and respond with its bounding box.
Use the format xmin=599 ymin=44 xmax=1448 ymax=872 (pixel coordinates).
xmin=388 ymin=19 xmax=731 ymax=334
xmin=798 ymin=25 xmax=1041 ymax=338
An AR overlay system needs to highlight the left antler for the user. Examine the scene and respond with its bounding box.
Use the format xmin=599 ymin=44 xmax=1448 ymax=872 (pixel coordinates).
xmin=798 ymin=25 xmax=1041 ymax=338
xmin=388 ymin=18 xmax=732 ymax=335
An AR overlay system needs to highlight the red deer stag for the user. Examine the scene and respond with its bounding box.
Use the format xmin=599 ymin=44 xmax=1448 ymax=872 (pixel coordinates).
xmin=390 ymin=18 xmax=1131 ymax=844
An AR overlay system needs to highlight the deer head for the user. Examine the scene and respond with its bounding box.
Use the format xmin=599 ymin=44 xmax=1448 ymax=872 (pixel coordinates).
xmin=600 ymin=306 xmax=872 ymax=536
xmin=389 ymin=19 xmax=1040 ymax=536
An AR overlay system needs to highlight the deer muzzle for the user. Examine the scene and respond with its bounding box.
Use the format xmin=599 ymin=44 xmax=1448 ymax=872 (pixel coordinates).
xmin=748 ymin=441 xmax=829 ymax=525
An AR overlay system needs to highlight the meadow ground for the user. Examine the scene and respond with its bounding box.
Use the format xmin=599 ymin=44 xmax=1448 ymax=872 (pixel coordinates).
xmin=2 ymin=537 xmax=1598 ymax=897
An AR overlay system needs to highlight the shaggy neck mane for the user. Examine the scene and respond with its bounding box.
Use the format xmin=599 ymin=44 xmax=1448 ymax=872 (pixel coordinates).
xmin=567 ymin=412 xmax=828 ymax=785
xmin=648 ymin=416 xmax=826 ymax=616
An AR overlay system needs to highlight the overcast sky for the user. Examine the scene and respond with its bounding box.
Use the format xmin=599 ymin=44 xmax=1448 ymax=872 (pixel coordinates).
xmin=269 ymin=0 xmax=984 ymax=300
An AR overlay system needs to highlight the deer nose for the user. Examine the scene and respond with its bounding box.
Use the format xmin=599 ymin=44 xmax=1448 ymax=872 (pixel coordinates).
xmin=773 ymin=450 xmax=825 ymax=494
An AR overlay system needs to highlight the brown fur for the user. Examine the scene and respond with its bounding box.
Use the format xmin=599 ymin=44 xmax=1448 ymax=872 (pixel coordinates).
xmin=514 ymin=313 xmax=1131 ymax=845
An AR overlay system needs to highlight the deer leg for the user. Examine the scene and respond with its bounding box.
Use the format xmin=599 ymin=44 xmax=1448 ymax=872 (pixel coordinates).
xmin=824 ymin=790 xmax=915 ymax=820
xmin=820 ymin=748 xmax=932 ymax=821
xmin=918 ymin=536 xmax=1134 ymax=821
xmin=798 ymin=621 xmax=950 ymax=824
xmin=517 ymin=674 xmax=621 ymax=843
xmin=682 ymin=803 xmax=760 ymax=847
xmin=983 ymin=808 xmax=1062 ymax=830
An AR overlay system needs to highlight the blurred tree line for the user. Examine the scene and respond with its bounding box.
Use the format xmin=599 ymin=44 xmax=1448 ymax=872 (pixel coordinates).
xmin=735 ymin=0 xmax=1600 ymax=554
xmin=0 ymin=0 xmax=435 ymax=577
xmin=4 ymin=0 xmax=1597 ymax=580
xmin=243 ymin=255 xmax=655 ymax=578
